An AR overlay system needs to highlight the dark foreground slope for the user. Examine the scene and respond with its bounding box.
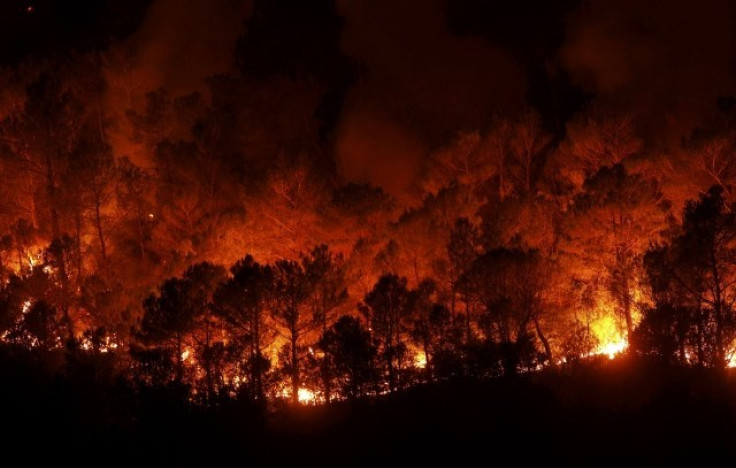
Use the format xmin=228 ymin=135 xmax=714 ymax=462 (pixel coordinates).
xmin=267 ymin=358 xmax=736 ymax=466
xmin=2 ymin=350 xmax=736 ymax=466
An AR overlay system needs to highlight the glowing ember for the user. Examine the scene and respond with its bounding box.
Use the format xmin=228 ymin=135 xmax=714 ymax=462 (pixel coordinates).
xmin=181 ymin=349 xmax=191 ymax=361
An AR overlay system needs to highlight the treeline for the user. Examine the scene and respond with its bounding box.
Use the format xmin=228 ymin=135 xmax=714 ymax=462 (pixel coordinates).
xmin=1 ymin=181 xmax=736 ymax=409
xmin=3 ymin=1 xmax=736 ymax=410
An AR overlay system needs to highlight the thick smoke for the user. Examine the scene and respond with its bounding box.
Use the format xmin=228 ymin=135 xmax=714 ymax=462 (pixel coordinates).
xmin=132 ymin=0 xmax=251 ymax=97
xmin=105 ymin=0 xmax=252 ymax=165
xmin=334 ymin=0 xmax=525 ymax=196
xmin=560 ymin=0 xmax=736 ymax=142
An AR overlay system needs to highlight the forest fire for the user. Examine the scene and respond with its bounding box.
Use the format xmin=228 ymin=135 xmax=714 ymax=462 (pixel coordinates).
xmin=3 ymin=0 xmax=736 ymax=461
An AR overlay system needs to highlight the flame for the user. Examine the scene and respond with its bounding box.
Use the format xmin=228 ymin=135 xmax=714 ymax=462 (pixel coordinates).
xmin=590 ymin=315 xmax=628 ymax=359
xmin=727 ymin=341 xmax=736 ymax=368
xmin=79 ymin=334 xmax=120 ymax=353
xmin=24 ymin=248 xmax=44 ymax=273
xmin=277 ymin=386 xmax=321 ymax=404
xmin=298 ymin=388 xmax=316 ymax=404
xmin=414 ymin=350 xmax=427 ymax=369
xmin=596 ymin=338 xmax=628 ymax=359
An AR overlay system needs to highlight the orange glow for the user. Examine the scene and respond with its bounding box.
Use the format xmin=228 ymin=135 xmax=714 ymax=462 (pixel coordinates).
xmin=596 ymin=338 xmax=628 ymax=359
xmin=298 ymin=388 xmax=316 ymax=405
xmin=277 ymin=386 xmax=322 ymax=405
xmin=590 ymin=315 xmax=628 ymax=359
xmin=413 ymin=350 xmax=427 ymax=369
xmin=727 ymin=341 xmax=736 ymax=368
xmin=23 ymin=247 xmax=44 ymax=273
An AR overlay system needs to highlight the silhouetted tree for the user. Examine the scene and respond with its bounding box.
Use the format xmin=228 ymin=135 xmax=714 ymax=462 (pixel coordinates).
xmin=641 ymin=186 xmax=736 ymax=367
xmin=182 ymin=262 xmax=228 ymax=406
xmin=213 ymin=255 xmax=274 ymax=402
xmin=630 ymin=303 xmax=688 ymax=364
xmin=270 ymin=259 xmax=312 ymax=404
xmin=16 ymin=300 xmax=60 ymax=350
xmin=301 ymin=244 xmax=347 ymax=401
xmin=115 ymin=157 xmax=155 ymax=261
xmin=138 ymin=277 xmax=197 ymax=386
xmin=447 ymin=217 xmax=480 ymax=343
xmin=0 ymin=275 xmax=25 ymax=336
xmin=318 ymin=315 xmax=377 ymax=400
xmin=460 ymin=248 xmax=549 ymax=375
xmin=408 ymin=279 xmax=456 ymax=381
xmin=638 ymin=245 xmax=696 ymax=364
xmin=359 ymin=274 xmax=411 ymax=392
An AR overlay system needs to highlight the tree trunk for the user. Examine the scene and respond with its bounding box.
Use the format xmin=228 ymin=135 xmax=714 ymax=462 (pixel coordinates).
xmin=623 ymin=284 xmax=633 ymax=339
xmin=710 ymin=246 xmax=725 ymax=367
xmin=204 ymin=317 xmax=215 ymax=408
xmin=94 ymin=196 xmax=107 ymax=260
xmin=534 ymin=317 xmax=554 ymax=366
xmin=46 ymin=145 xmax=73 ymax=343
xmin=696 ymin=307 xmax=705 ymax=366
xmin=465 ymin=290 xmax=472 ymax=344
xmin=252 ymin=310 xmax=263 ymax=401
xmin=74 ymin=206 xmax=83 ymax=282
xmin=422 ymin=330 xmax=431 ymax=382
xmin=175 ymin=332 xmax=184 ymax=385
xmin=291 ymin=324 xmax=299 ymax=405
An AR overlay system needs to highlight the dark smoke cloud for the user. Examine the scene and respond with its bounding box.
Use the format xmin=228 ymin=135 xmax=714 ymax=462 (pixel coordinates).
xmin=107 ymin=0 xmax=252 ymax=165
xmin=560 ymin=0 xmax=736 ymax=142
xmin=334 ymin=0 xmax=525 ymax=196
xmin=133 ymin=0 xmax=252 ymax=97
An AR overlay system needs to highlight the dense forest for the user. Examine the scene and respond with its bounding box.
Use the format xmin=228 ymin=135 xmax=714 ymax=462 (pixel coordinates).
xmin=3 ymin=0 xmax=736 ymax=461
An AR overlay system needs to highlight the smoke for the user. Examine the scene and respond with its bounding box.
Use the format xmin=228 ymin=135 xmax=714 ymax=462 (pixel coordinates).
xmin=132 ymin=0 xmax=252 ymax=97
xmin=334 ymin=0 xmax=525 ymax=195
xmin=105 ymin=0 xmax=252 ymax=165
xmin=335 ymin=109 xmax=428 ymax=197
xmin=560 ymin=0 xmax=736 ymax=141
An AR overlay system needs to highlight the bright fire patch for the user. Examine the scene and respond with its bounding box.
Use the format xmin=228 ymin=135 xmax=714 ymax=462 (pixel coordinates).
xmin=590 ymin=315 xmax=628 ymax=359
xmin=298 ymin=388 xmax=316 ymax=404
